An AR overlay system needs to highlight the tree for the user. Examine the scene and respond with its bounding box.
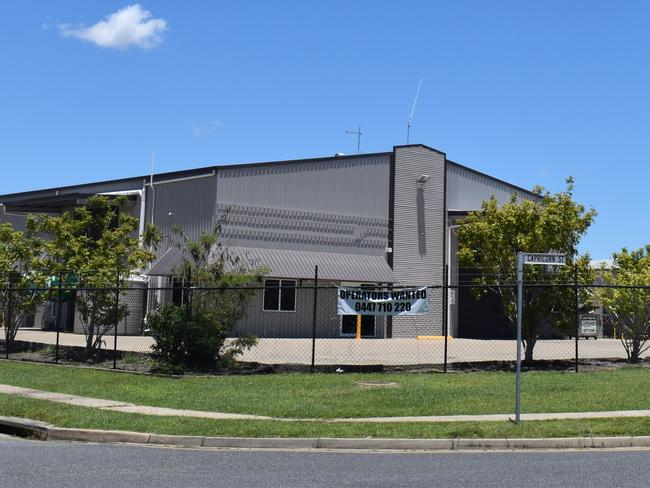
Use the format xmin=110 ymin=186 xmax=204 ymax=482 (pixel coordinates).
xmin=148 ymin=224 xmax=266 ymax=371
xmin=34 ymin=195 xmax=159 ymax=359
xmin=0 ymin=220 xmax=46 ymax=356
xmin=598 ymin=246 xmax=650 ymax=363
xmin=457 ymin=177 xmax=596 ymax=363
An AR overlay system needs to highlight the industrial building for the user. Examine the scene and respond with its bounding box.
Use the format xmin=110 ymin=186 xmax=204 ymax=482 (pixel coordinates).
xmin=0 ymin=144 xmax=537 ymax=339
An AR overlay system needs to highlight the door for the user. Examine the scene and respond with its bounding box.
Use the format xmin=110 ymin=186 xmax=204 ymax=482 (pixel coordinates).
xmin=339 ymin=283 xmax=376 ymax=338
xmin=341 ymin=315 xmax=376 ymax=337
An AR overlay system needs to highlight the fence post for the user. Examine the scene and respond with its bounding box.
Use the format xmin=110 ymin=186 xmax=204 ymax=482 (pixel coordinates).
xmin=113 ymin=271 xmax=120 ymax=370
xmin=140 ymin=285 xmax=148 ymax=335
xmin=55 ymin=276 xmax=62 ymax=364
xmin=310 ymin=265 xmax=319 ymax=373
xmin=5 ymin=281 xmax=13 ymax=359
xmin=443 ymin=266 xmax=449 ymax=373
xmin=574 ymin=263 xmax=579 ymax=373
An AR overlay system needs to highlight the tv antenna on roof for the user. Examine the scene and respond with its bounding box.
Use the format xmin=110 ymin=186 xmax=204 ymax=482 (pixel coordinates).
xmin=406 ymin=78 xmax=423 ymax=144
xmin=345 ymin=125 xmax=362 ymax=154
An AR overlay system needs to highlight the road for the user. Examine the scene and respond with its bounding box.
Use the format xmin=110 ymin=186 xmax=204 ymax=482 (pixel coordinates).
xmin=1 ymin=435 xmax=648 ymax=487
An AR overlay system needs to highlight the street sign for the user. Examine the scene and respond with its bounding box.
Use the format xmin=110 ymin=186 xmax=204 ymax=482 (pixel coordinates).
xmin=521 ymin=253 xmax=566 ymax=265
xmin=514 ymin=251 xmax=567 ymax=425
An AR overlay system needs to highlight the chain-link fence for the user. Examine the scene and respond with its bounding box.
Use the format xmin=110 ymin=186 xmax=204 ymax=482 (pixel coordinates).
xmin=446 ymin=282 xmax=650 ymax=371
xmin=1 ymin=280 xmax=649 ymax=373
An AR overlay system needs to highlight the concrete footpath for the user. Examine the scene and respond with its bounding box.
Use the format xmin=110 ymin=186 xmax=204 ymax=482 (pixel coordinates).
xmin=2 ymin=383 xmax=650 ymax=424
xmin=3 ymin=384 xmax=650 ymax=451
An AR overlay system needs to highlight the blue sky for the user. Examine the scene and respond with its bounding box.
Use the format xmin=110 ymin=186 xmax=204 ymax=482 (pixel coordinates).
xmin=0 ymin=1 xmax=648 ymax=258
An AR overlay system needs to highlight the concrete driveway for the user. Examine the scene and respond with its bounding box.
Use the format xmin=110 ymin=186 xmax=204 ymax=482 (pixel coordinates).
xmin=13 ymin=329 xmax=645 ymax=366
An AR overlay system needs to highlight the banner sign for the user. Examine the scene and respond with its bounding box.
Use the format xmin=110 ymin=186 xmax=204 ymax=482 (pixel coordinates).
xmin=337 ymin=287 xmax=429 ymax=316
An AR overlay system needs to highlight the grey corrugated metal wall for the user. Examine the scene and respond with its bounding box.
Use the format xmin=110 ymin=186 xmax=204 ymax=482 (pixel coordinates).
xmin=145 ymin=174 xmax=218 ymax=259
xmin=391 ymin=146 xmax=446 ymax=337
xmin=0 ymin=206 xmax=28 ymax=230
xmin=446 ymin=163 xmax=537 ymax=338
xmin=446 ymin=163 xmax=535 ymax=211
xmin=232 ymin=281 xmax=387 ymax=339
xmin=216 ymin=155 xmax=391 ymax=256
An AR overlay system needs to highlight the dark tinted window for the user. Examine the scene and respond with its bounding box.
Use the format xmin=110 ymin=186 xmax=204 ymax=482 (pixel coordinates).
xmin=263 ymin=279 xmax=280 ymax=311
xmin=280 ymin=280 xmax=296 ymax=311
xmin=172 ymin=278 xmax=184 ymax=307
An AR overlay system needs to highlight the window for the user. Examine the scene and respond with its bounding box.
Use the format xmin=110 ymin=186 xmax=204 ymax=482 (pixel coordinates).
xmin=263 ymin=279 xmax=296 ymax=312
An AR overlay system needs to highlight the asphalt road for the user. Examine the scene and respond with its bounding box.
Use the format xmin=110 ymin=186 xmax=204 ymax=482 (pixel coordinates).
xmin=1 ymin=435 xmax=649 ymax=488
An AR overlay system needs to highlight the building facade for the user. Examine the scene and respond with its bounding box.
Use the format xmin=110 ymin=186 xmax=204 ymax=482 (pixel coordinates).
xmin=0 ymin=144 xmax=537 ymax=339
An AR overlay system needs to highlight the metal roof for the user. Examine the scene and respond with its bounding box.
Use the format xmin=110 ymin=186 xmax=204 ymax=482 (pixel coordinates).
xmin=0 ymin=151 xmax=391 ymax=201
xmin=147 ymin=246 xmax=397 ymax=283
xmin=145 ymin=247 xmax=186 ymax=277
xmin=0 ymin=145 xmax=533 ymax=203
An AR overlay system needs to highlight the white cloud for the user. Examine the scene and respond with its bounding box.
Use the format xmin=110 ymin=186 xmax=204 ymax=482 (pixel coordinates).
xmin=192 ymin=121 xmax=223 ymax=138
xmin=59 ymin=4 xmax=167 ymax=50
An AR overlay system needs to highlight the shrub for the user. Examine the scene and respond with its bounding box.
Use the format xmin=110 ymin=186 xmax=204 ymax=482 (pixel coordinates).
xmin=148 ymin=302 xmax=257 ymax=371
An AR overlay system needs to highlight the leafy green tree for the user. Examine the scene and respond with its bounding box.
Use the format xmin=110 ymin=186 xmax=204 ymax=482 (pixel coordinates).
xmin=0 ymin=220 xmax=46 ymax=355
xmin=457 ymin=178 xmax=596 ymax=362
xmin=149 ymin=224 xmax=266 ymax=371
xmin=598 ymin=246 xmax=650 ymax=363
xmin=34 ymin=195 xmax=160 ymax=359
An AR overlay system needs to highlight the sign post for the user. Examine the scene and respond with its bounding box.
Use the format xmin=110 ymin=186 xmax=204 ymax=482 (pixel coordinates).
xmin=515 ymin=252 xmax=566 ymax=424
xmin=515 ymin=253 xmax=524 ymax=426
xmin=355 ymin=315 xmax=362 ymax=341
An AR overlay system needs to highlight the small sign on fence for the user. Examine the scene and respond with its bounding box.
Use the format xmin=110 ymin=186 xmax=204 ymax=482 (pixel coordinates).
xmin=336 ymin=287 xmax=429 ymax=316
xmin=579 ymin=314 xmax=598 ymax=337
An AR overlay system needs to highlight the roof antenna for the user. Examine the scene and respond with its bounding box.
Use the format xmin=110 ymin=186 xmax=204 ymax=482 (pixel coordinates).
xmin=345 ymin=125 xmax=362 ymax=154
xmin=406 ymin=78 xmax=423 ymax=144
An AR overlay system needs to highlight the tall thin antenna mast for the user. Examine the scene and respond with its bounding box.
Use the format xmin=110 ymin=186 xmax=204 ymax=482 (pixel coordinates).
xmin=149 ymin=153 xmax=156 ymax=225
xmin=407 ymin=78 xmax=423 ymax=144
xmin=345 ymin=125 xmax=362 ymax=154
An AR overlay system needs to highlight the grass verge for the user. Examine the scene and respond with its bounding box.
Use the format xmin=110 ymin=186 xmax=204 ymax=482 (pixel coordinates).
xmin=1 ymin=361 xmax=649 ymax=419
xmin=2 ymin=393 xmax=650 ymax=439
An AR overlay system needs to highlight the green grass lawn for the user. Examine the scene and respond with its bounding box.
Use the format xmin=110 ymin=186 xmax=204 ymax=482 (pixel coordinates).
xmin=0 ymin=360 xmax=649 ymax=419
xmin=2 ymin=393 xmax=650 ymax=439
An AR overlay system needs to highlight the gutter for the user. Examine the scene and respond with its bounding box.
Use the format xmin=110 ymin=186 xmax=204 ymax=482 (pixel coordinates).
xmin=1 ymin=415 xmax=648 ymax=451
